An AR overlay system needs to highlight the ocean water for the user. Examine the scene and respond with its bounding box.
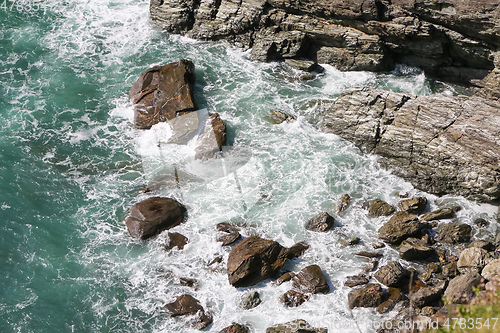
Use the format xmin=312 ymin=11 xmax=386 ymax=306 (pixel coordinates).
xmin=0 ymin=1 xmax=498 ymax=332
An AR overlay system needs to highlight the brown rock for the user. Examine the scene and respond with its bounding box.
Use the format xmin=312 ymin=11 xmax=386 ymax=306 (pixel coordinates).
xmin=435 ymin=222 xmax=472 ymax=244
xmin=398 ymin=197 xmax=428 ymax=215
xmin=348 ymin=283 xmax=384 ymax=309
xmin=368 ymin=199 xmax=395 ymax=217
xmin=194 ymin=112 xmax=227 ymax=160
xmin=227 ymin=236 xmax=288 ymax=287
xmin=275 ymin=271 xmax=295 ymax=286
xmin=165 ymin=232 xmax=189 ymax=250
xmin=306 ymin=212 xmax=336 ymax=232
xmin=410 ymin=281 xmax=447 ymax=308
xmin=444 ymin=273 xmax=482 ymax=304
xmin=345 ymin=274 xmax=369 ymax=288
xmin=292 ymin=265 xmax=330 ymax=294
xmin=421 ymin=208 xmax=455 ymax=221
xmin=457 ymin=247 xmax=489 ymax=274
xmin=399 ymin=237 xmax=436 ymax=261
xmin=217 ymin=222 xmax=240 ymax=233
xmin=280 ymin=290 xmax=309 ymax=307
xmin=164 ymin=294 xmax=213 ymax=329
xmin=220 ymin=323 xmax=249 ymax=333
xmin=374 ymin=261 xmax=408 ymax=287
xmin=286 ymin=241 xmax=310 ymax=259
xmin=129 ymin=60 xmax=197 ymax=129
xmin=481 ymin=259 xmax=500 ymax=281
xmin=378 ymin=211 xmax=422 ymax=244
xmin=377 ymin=287 xmax=402 ymax=314
xmin=337 ymin=194 xmax=351 ymax=214
xmin=125 ymin=197 xmax=187 ymax=240
xmin=265 ymin=319 xmax=327 ymax=333
xmin=218 ymin=232 xmax=241 ymax=246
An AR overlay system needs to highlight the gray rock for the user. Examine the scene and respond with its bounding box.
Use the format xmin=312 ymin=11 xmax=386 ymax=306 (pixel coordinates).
xmin=444 ymin=273 xmax=482 ymax=304
xmin=345 ymin=274 xmax=369 ymax=288
xmin=266 ymin=319 xmax=327 ymax=333
xmin=457 ymin=247 xmax=489 ymax=274
xmin=226 ymin=236 xmax=288 ymax=287
xmin=374 ymin=261 xmax=408 ymax=287
xmin=378 ymin=211 xmax=422 ymax=244
xmin=421 ymin=208 xmax=455 ymax=221
xmin=482 ymin=259 xmax=500 ymax=281
xmin=435 ymin=222 xmax=472 ymax=244
xmin=368 ymin=199 xmax=395 ymax=217
xmin=284 ymin=59 xmax=323 ymax=73
xmin=292 ymin=265 xmax=330 ymax=294
xmin=398 ymin=197 xmax=428 ymax=215
xmin=240 ymin=291 xmax=261 ymax=310
xmin=348 ymin=283 xmax=385 ymax=309
xmin=306 ymin=212 xmax=336 ymax=232
xmin=410 ymin=281 xmax=447 ymax=308
xmin=340 ymin=237 xmax=361 ymax=246
xmin=125 ymin=197 xmax=187 ymax=240
xmin=321 ymin=88 xmax=500 ymax=202
xmin=442 ymin=262 xmax=458 ymax=278
xmin=468 ymin=240 xmax=495 ymax=251
xmin=399 ymin=238 xmax=436 ymax=261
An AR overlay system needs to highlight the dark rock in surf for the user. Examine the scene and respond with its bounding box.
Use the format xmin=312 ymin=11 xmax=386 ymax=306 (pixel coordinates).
xmin=374 ymin=261 xmax=408 ymax=287
xmin=344 ymin=274 xmax=369 ymax=288
xmin=125 ymin=197 xmax=187 ymax=240
xmin=292 ymin=265 xmax=330 ymax=294
xmin=376 ymin=287 xmax=403 ymax=314
xmin=399 ymin=238 xmax=436 ymax=261
xmin=435 ymin=222 xmax=472 ymax=244
xmin=220 ymin=323 xmax=249 ymax=333
xmin=280 ymin=290 xmax=309 ymax=307
xmin=129 ymin=60 xmax=197 ymax=129
xmin=348 ymin=283 xmax=385 ymax=309
xmin=226 ymin=236 xmax=289 ymax=287
xmin=378 ymin=211 xmax=422 ymax=244
xmin=368 ymin=199 xmax=395 ymax=217
xmin=286 ymin=241 xmax=310 ymax=259
xmin=165 ymin=232 xmax=189 ymax=250
xmin=194 ymin=112 xmax=227 ymax=160
xmin=306 ymin=212 xmax=336 ymax=232
xmin=218 ymin=232 xmax=241 ymax=246
xmin=336 ymin=194 xmax=351 ymax=214
xmin=275 ymin=271 xmax=295 ymax=285
xmin=397 ymin=197 xmax=428 ymax=215
xmin=164 ymin=294 xmax=213 ymax=330
xmin=240 ymin=291 xmax=262 ymax=310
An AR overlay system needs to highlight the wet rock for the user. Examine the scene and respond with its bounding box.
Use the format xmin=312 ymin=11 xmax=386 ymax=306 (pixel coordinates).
xmin=377 ymin=287 xmax=402 ymax=314
xmin=286 ymin=242 xmax=310 ymax=259
xmin=220 ymin=323 xmax=249 ymax=333
xmin=284 ymin=59 xmax=323 ymax=73
xmin=218 ymin=232 xmax=241 ymax=246
xmin=481 ymin=259 xmax=500 ymax=281
xmin=444 ymin=273 xmax=482 ymax=304
xmin=355 ymin=251 xmax=383 ymax=258
xmin=164 ymin=294 xmax=213 ymax=330
xmin=399 ymin=238 xmax=436 ymax=261
xmin=374 ymin=261 xmax=408 ymax=287
xmin=368 ymin=199 xmax=395 ymax=217
xmin=398 ymin=197 xmax=428 ymax=215
xmin=217 ymin=222 xmax=240 ymax=233
xmin=321 ymin=88 xmax=500 ymax=202
xmin=125 ymin=197 xmax=187 ymax=240
xmin=266 ymin=319 xmax=327 ymax=333
xmin=269 ymin=110 xmax=296 ymax=124
xmin=378 ymin=211 xmax=422 ymax=244
xmin=457 ymin=247 xmax=489 ymax=274
xmin=208 ymin=256 xmax=223 ymax=267
xmin=194 ymin=112 xmax=227 ymax=160
xmin=372 ymin=242 xmax=385 ymax=249
xmin=421 ymin=208 xmax=455 ymax=221
xmin=165 ymin=232 xmax=189 ymax=250
xmin=468 ymin=240 xmax=495 ymax=252
xmin=474 ymin=218 xmax=490 ymax=228
xmin=348 ymin=283 xmax=385 ymax=309
xmin=280 ymin=290 xmax=309 ymax=307
xmin=340 ymin=237 xmax=360 ymax=246
xmin=410 ymin=281 xmax=447 ymax=308
xmin=275 ymin=271 xmax=295 ymax=286
xmin=306 ymin=212 xmax=336 ymax=232
xmin=292 ymin=265 xmax=330 ymax=294
xmin=179 ymin=277 xmax=197 ymax=288
xmin=130 ymin=60 xmax=197 ymax=129
xmin=227 ymin=236 xmax=289 ymax=287
xmin=435 ymin=222 xmax=472 ymax=244
xmin=345 ymin=274 xmax=369 ymax=288
xmin=336 ymin=194 xmax=351 ymax=214
xmin=240 ymin=291 xmax=261 ymax=310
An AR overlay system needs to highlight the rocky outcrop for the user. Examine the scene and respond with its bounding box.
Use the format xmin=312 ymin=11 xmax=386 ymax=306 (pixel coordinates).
xmin=150 ymin=0 xmax=499 ymax=84
xmin=397 ymin=197 xmax=428 ymax=215
xmin=125 ymin=197 xmax=187 ymax=240
xmin=306 ymin=212 xmax=336 ymax=232
xmin=321 ymin=88 xmax=500 ymax=202
xmin=226 ymin=236 xmax=289 ymax=287
xmin=368 ymin=199 xmax=395 ymax=217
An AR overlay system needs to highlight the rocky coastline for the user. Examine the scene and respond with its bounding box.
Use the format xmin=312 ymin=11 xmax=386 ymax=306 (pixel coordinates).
xmin=120 ymin=0 xmax=500 ymax=331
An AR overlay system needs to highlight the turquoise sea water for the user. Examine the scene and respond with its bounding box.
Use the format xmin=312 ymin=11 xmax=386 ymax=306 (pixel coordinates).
xmin=1 ymin=1 xmax=498 ymax=332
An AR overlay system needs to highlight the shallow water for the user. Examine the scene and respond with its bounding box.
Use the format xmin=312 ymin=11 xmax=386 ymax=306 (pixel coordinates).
xmin=0 ymin=1 xmax=498 ymax=332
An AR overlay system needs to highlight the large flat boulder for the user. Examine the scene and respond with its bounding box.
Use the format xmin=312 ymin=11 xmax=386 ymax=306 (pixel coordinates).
xmin=321 ymin=88 xmax=500 ymax=201
xmin=129 ymin=60 xmax=197 ymax=129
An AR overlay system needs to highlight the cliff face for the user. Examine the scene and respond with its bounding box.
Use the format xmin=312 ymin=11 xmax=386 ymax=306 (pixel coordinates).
xmin=150 ymin=0 xmax=499 ymax=84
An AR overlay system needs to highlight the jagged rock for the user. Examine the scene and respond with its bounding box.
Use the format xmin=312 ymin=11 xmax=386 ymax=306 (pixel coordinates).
xmin=275 ymin=272 xmax=295 ymax=286
xmin=292 ymin=265 xmax=330 ymax=294
xmin=345 ymin=274 xmax=369 ymax=288
xmin=220 ymin=323 xmax=249 ymax=333
xmin=240 ymin=291 xmax=261 ymax=310
xmin=377 ymin=287 xmax=402 ymax=314
xmin=164 ymin=294 xmax=213 ymax=330
xmin=398 ymin=197 xmax=428 ymax=215
xmin=410 ymin=281 xmax=447 ymax=308
xmin=306 ymin=212 xmax=336 ymax=232
xmin=321 ymin=88 xmax=500 ymax=202
xmin=226 ymin=236 xmax=289 ymax=287
xmin=194 ymin=112 xmax=227 ymax=160
xmin=399 ymin=238 xmax=436 ymax=261
xmin=125 ymin=197 xmax=187 ymax=240
xmin=457 ymin=248 xmax=489 ymax=274
xmin=368 ymin=199 xmax=395 ymax=217
xmin=165 ymin=232 xmax=189 ymax=250
xmin=280 ymin=290 xmax=309 ymax=307
xmin=266 ymin=319 xmax=327 ymax=333
xmin=217 ymin=222 xmax=240 ymax=233
xmin=378 ymin=211 xmax=422 ymax=244
xmin=218 ymin=232 xmax=241 ymax=246
xmin=435 ymin=222 xmax=472 ymax=244
xmin=129 ymin=60 xmax=197 ymax=129
xmin=481 ymin=259 xmax=500 ymax=281
xmin=421 ymin=208 xmax=455 ymax=221
xmin=286 ymin=242 xmax=310 ymax=259
xmin=374 ymin=261 xmax=408 ymax=287
xmin=444 ymin=273 xmax=482 ymax=304
xmin=336 ymin=194 xmax=351 ymax=214
xmin=348 ymin=283 xmax=385 ymax=309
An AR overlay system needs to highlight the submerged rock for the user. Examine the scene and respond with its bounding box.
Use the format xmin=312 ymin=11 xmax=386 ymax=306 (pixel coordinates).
xmin=269 ymin=110 xmax=296 ymax=124
xmin=306 ymin=212 xmax=336 ymax=232
xmin=129 ymin=60 xmax=197 ymax=129
xmin=226 ymin=236 xmax=288 ymax=287
xmin=240 ymin=291 xmax=261 ymax=310
xmin=378 ymin=211 xmax=422 ymax=244
xmin=280 ymin=290 xmax=309 ymax=307
xmin=336 ymin=194 xmax=351 ymax=214
xmin=125 ymin=197 xmax=187 ymax=240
